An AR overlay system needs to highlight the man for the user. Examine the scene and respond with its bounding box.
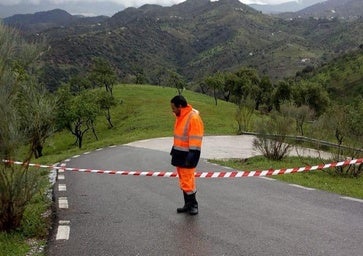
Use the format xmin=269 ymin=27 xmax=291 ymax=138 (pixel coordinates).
xmin=170 ymin=95 xmax=204 ymax=215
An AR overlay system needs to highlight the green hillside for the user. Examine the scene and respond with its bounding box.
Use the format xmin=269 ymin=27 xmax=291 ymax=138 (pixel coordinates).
xmin=42 ymin=84 xmax=239 ymax=163
xmin=297 ymin=48 xmax=363 ymax=102
xmin=25 ymin=0 xmax=362 ymax=91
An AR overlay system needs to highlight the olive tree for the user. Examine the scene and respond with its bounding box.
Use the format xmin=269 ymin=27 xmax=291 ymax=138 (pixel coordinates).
xmin=204 ymin=72 xmax=225 ymax=105
xmin=280 ymin=103 xmax=315 ymax=136
xmin=292 ymin=81 xmax=330 ymax=116
xmin=96 ymin=90 xmax=117 ymax=128
xmin=56 ymin=85 xmax=99 ymax=148
xmin=89 ymin=57 xmax=117 ymax=96
xmin=0 ymin=24 xmax=55 ymax=232
xmin=167 ymin=71 xmax=186 ymax=95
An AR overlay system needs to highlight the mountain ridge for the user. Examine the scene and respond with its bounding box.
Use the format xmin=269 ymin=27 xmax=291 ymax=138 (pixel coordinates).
xmin=0 ymin=0 xmax=324 ymax=18
xmin=3 ymin=0 xmax=362 ymax=91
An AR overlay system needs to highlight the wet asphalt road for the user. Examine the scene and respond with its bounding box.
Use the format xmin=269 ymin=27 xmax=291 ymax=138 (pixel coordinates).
xmin=47 ymin=136 xmax=363 ymax=256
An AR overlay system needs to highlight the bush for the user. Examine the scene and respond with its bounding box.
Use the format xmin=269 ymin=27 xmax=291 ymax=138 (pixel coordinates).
xmin=20 ymin=190 xmax=52 ymax=238
xmin=0 ymin=165 xmax=46 ymax=232
xmin=253 ymin=112 xmax=294 ymax=160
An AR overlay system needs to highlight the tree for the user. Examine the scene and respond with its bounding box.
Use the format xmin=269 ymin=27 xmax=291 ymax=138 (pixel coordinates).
xmin=96 ymin=91 xmax=117 ymax=128
xmin=204 ymin=72 xmax=225 ymax=105
xmin=292 ymin=81 xmax=330 ymax=116
xmin=56 ymin=86 xmax=99 ymax=148
xmin=89 ymin=57 xmax=117 ymax=96
xmin=317 ymin=103 xmax=360 ymax=157
xmin=0 ymin=24 xmax=55 ymax=232
xmin=223 ymin=72 xmax=239 ymax=102
xmin=17 ymin=80 xmax=57 ymax=158
xmin=345 ymin=97 xmax=363 ymax=150
xmin=69 ymin=75 xmax=92 ymax=94
xmin=229 ymin=68 xmax=260 ymax=106
xmin=251 ymin=75 xmax=273 ymax=111
xmin=314 ymin=102 xmax=362 ymax=176
xmin=167 ymin=71 xmax=186 ymax=95
xmin=155 ymin=68 xmax=169 ymax=86
xmin=88 ymin=58 xmax=117 ymax=128
xmin=272 ymin=80 xmax=292 ymax=112
xmin=280 ymin=103 xmax=314 ymax=136
xmin=135 ymin=70 xmax=147 ymax=84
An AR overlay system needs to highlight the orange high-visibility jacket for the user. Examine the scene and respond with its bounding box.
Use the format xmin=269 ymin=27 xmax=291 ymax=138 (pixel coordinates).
xmin=171 ymin=104 xmax=204 ymax=168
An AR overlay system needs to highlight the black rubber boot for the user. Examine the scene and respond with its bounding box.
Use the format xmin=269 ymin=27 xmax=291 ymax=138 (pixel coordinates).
xmin=177 ymin=192 xmax=190 ymax=213
xmin=188 ymin=192 xmax=198 ymax=215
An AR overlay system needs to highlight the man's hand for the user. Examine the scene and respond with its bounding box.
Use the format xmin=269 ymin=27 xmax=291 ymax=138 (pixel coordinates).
xmin=185 ymin=150 xmax=198 ymax=167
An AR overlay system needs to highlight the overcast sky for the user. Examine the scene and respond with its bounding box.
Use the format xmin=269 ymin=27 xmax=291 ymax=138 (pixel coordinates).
xmin=0 ymin=0 xmax=304 ymax=7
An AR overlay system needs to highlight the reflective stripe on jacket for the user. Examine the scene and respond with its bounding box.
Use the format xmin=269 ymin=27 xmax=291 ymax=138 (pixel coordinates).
xmin=171 ymin=104 xmax=204 ymax=168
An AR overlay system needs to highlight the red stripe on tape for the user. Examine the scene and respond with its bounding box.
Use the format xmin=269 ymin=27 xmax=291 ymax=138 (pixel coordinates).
xmin=2 ymin=158 xmax=362 ymax=178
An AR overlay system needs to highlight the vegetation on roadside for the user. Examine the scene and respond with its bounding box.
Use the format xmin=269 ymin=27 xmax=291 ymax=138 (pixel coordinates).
xmin=210 ymin=156 xmax=363 ymax=199
xmin=0 ymin=23 xmax=55 ymax=256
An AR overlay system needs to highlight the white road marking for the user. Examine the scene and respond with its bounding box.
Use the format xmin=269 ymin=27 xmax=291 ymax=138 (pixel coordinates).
xmin=259 ymin=177 xmax=276 ymax=181
xmin=289 ymin=184 xmax=316 ymax=191
xmin=58 ymin=174 xmax=65 ymax=180
xmin=56 ymin=221 xmax=70 ymax=240
xmin=58 ymin=184 xmax=67 ymax=192
xmin=341 ymin=196 xmax=363 ymax=203
xmin=59 ymin=197 xmax=69 ymax=209
xmin=59 ymin=220 xmax=70 ymax=225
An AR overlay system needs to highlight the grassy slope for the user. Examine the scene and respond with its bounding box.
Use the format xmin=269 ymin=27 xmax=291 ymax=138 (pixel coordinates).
xmin=41 ymin=84 xmax=239 ymax=164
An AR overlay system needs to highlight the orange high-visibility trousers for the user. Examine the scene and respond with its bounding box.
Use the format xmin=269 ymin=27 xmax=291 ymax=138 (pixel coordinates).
xmin=176 ymin=167 xmax=196 ymax=194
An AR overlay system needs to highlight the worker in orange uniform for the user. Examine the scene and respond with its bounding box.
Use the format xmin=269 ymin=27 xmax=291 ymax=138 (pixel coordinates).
xmin=170 ymin=95 xmax=204 ymax=215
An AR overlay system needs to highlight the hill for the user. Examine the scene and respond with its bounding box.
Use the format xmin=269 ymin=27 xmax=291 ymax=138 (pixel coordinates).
xmin=296 ymin=48 xmax=363 ymax=102
xmin=3 ymin=0 xmax=363 ymax=92
xmin=3 ymin=9 xmax=108 ymax=32
xmin=0 ymin=0 xmax=124 ymax=18
xmin=3 ymin=9 xmax=77 ymax=32
xmin=0 ymin=0 xmax=324 ymax=18
xmin=279 ymin=0 xmax=363 ymax=20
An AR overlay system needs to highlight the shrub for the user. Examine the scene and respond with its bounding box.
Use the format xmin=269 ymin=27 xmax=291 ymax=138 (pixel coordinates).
xmin=0 ymin=164 xmax=45 ymax=232
xmin=253 ymin=112 xmax=294 ymax=160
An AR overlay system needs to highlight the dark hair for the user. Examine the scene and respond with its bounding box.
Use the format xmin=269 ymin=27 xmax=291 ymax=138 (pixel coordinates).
xmin=171 ymin=95 xmax=187 ymax=107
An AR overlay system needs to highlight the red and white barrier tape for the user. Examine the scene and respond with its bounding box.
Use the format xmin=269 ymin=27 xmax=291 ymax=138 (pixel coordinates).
xmin=2 ymin=158 xmax=362 ymax=178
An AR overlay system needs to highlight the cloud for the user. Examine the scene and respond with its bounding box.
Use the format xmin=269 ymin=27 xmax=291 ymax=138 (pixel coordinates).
xmin=0 ymin=0 xmax=180 ymax=5
xmin=242 ymin=0 xmax=298 ymax=4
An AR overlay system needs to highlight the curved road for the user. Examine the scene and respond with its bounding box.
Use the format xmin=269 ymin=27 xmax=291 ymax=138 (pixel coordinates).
xmin=47 ymin=136 xmax=363 ymax=256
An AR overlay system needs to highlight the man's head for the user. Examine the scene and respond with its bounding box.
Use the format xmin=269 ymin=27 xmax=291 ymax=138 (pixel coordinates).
xmin=171 ymin=95 xmax=187 ymax=116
